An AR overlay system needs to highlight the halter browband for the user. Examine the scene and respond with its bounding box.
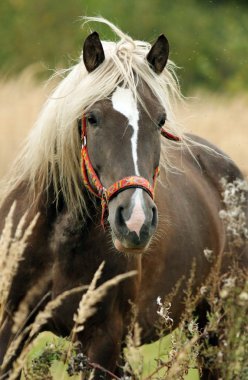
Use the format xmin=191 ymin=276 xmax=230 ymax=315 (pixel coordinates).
xmin=81 ymin=116 xmax=180 ymax=227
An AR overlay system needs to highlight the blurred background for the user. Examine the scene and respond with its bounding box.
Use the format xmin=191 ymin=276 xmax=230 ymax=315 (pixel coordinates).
xmin=0 ymin=0 xmax=247 ymax=176
xmin=0 ymin=2 xmax=247 ymax=379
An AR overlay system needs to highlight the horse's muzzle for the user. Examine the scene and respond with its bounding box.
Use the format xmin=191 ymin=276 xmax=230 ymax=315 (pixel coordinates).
xmin=108 ymin=188 xmax=158 ymax=253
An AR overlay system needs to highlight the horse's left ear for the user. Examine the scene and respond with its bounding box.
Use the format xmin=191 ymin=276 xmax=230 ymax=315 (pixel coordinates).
xmin=83 ymin=31 xmax=105 ymax=73
xmin=147 ymin=34 xmax=169 ymax=74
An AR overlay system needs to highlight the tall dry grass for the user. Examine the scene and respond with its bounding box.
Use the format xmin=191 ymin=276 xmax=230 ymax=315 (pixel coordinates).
xmin=176 ymin=93 xmax=248 ymax=176
xmin=0 ymin=72 xmax=247 ymax=179
xmin=0 ymin=204 xmax=136 ymax=379
xmin=0 ymin=70 xmax=49 ymax=180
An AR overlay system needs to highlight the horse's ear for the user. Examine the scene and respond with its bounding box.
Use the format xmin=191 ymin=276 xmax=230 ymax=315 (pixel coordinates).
xmin=147 ymin=34 xmax=169 ymax=74
xmin=83 ymin=31 xmax=105 ymax=73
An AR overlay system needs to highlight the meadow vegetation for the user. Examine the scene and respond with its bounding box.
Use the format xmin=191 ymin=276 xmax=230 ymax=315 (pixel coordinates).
xmin=1 ymin=0 xmax=248 ymax=93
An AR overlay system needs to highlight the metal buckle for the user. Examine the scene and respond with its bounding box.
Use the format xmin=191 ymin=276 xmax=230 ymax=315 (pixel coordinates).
xmin=82 ymin=136 xmax=87 ymax=147
xmin=102 ymin=187 xmax=107 ymax=199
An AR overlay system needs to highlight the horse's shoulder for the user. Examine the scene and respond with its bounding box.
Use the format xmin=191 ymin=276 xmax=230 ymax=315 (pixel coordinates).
xmin=185 ymin=134 xmax=244 ymax=187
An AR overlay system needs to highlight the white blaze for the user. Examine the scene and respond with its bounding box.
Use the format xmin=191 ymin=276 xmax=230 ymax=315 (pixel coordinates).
xmin=112 ymin=87 xmax=146 ymax=237
xmin=112 ymin=87 xmax=140 ymax=175
xmin=126 ymin=189 xmax=146 ymax=237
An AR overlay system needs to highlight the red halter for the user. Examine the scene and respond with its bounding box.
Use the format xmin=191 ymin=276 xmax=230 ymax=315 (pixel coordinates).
xmin=81 ymin=116 xmax=180 ymax=227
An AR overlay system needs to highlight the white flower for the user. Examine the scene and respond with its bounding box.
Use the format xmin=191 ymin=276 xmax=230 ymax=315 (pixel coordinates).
xmin=204 ymin=248 xmax=214 ymax=262
xmin=156 ymin=296 xmax=173 ymax=326
xmin=200 ymin=286 xmax=208 ymax=296
xmin=239 ymin=291 xmax=248 ymax=301
xmin=219 ymin=178 xmax=248 ymax=247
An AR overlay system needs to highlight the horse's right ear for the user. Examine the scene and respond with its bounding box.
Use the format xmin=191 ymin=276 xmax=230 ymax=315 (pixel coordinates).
xmin=83 ymin=31 xmax=105 ymax=73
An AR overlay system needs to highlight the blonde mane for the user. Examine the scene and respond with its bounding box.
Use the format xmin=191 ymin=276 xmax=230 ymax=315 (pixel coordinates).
xmin=1 ymin=17 xmax=185 ymax=218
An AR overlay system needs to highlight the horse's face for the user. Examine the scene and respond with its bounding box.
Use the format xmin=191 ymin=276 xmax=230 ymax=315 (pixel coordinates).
xmin=82 ymin=32 xmax=169 ymax=254
xmin=85 ymin=85 xmax=164 ymax=253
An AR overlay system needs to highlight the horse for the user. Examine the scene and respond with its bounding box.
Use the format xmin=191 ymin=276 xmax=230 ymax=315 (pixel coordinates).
xmin=0 ymin=17 xmax=247 ymax=380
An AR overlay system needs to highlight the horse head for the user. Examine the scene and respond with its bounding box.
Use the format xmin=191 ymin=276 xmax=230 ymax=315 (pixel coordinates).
xmin=81 ymin=31 xmax=176 ymax=254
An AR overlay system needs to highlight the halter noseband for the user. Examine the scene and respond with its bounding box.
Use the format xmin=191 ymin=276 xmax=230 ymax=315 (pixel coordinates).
xmin=81 ymin=116 xmax=180 ymax=227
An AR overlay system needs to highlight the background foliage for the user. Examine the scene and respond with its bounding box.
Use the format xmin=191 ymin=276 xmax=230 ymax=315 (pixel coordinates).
xmin=0 ymin=0 xmax=248 ymax=93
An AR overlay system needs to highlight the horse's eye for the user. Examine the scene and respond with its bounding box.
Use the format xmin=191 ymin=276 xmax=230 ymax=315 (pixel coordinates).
xmin=87 ymin=113 xmax=98 ymax=127
xmin=157 ymin=114 xmax=166 ymax=128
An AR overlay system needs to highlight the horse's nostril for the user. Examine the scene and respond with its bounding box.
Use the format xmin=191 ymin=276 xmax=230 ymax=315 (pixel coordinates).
xmin=151 ymin=206 xmax=158 ymax=228
xmin=115 ymin=206 xmax=125 ymax=228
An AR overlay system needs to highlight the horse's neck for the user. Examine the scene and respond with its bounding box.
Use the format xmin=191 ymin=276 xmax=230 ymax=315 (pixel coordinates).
xmin=0 ymin=180 xmax=101 ymax=250
xmin=51 ymin=201 xmax=109 ymax=265
xmin=0 ymin=181 xmax=58 ymax=233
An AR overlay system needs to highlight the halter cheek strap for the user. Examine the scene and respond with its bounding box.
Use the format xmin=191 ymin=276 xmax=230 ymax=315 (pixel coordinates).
xmin=81 ymin=116 xmax=180 ymax=227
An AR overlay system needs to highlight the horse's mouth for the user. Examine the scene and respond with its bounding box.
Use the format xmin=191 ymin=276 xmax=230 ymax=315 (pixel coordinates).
xmin=113 ymin=238 xmax=149 ymax=254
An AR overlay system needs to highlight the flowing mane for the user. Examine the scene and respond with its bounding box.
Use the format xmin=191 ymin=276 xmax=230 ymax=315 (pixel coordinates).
xmin=0 ymin=17 xmax=184 ymax=218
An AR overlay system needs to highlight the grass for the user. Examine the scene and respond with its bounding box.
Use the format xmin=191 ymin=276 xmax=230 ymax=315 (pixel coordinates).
xmin=21 ymin=332 xmax=199 ymax=380
xmin=127 ymin=334 xmax=199 ymax=380
xmin=176 ymin=92 xmax=248 ymax=176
